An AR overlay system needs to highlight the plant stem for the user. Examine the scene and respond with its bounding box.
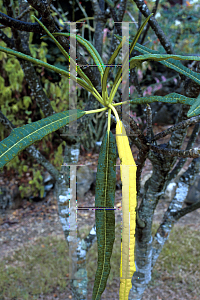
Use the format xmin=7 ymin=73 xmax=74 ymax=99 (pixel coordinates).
xmin=107 ymin=108 xmax=111 ymax=131
xmin=108 ymin=104 xmax=120 ymax=122
xmin=85 ymin=106 xmax=107 ymax=115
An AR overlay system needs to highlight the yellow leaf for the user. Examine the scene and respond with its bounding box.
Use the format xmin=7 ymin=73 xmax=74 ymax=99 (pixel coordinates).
xmin=116 ymin=120 xmax=137 ymax=300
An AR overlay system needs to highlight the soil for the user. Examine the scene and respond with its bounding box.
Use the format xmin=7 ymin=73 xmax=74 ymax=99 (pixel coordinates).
xmin=0 ymin=124 xmax=200 ymax=300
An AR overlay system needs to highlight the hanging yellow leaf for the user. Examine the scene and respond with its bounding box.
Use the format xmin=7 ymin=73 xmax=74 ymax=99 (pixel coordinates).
xmin=116 ymin=120 xmax=137 ymax=300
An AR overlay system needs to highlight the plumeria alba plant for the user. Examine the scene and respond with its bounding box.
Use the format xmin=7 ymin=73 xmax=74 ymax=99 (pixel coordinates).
xmin=1 ymin=5 xmax=200 ymax=300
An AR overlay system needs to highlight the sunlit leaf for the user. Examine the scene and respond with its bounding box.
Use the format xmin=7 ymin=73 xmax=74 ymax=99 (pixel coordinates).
xmin=116 ymin=120 xmax=137 ymax=300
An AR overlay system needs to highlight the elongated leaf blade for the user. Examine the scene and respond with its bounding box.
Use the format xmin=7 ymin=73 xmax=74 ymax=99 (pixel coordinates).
xmin=42 ymin=33 xmax=105 ymax=76
xmin=129 ymin=13 xmax=153 ymax=55
xmin=0 ymin=110 xmax=85 ymax=170
xmin=129 ymin=93 xmax=198 ymax=117
xmin=187 ymin=94 xmax=200 ymax=117
xmin=92 ymin=130 xmax=116 ymax=300
xmin=130 ymin=53 xmax=200 ymax=70
xmin=114 ymin=35 xmax=200 ymax=87
xmin=33 ymin=16 xmax=94 ymax=88
xmin=102 ymin=36 xmax=126 ymax=103
xmin=109 ymin=14 xmax=153 ymax=103
xmin=128 ymin=92 xmax=196 ymax=106
xmin=0 ymin=45 xmax=95 ymax=94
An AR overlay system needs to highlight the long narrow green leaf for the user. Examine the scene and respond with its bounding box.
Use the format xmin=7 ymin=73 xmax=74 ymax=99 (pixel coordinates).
xmin=114 ymin=34 xmax=200 ymax=87
xmin=109 ymin=13 xmax=153 ymax=103
xmin=0 ymin=110 xmax=85 ymax=170
xmin=130 ymin=53 xmax=200 ymax=70
xmin=128 ymin=93 xmax=196 ymax=106
xmin=117 ymin=14 xmax=153 ymax=73
xmin=109 ymin=72 xmax=123 ymax=104
xmin=0 ymin=45 xmax=103 ymax=103
xmin=129 ymin=13 xmax=153 ymax=55
xmin=187 ymin=94 xmax=200 ymax=117
xmin=92 ymin=130 xmax=116 ymax=300
xmin=42 ymin=33 xmax=105 ymax=77
xmin=102 ymin=36 xmax=126 ymax=104
xmin=112 ymin=92 xmax=198 ymax=117
xmin=32 ymin=16 xmax=94 ymax=88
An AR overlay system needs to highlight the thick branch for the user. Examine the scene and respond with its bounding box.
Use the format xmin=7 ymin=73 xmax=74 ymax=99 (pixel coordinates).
xmin=132 ymin=0 xmax=175 ymax=54
xmin=152 ymin=157 xmax=200 ymax=267
xmin=150 ymin=144 xmax=200 ymax=158
xmin=0 ymin=11 xmax=45 ymax=33
xmin=168 ymin=122 xmax=200 ymax=182
xmin=26 ymin=0 xmax=101 ymax=92
xmin=146 ymin=104 xmax=152 ymax=142
xmin=152 ymin=115 xmax=200 ymax=142
xmin=172 ymin=200 xmax=200 ymax=221
xmin=140 ymin=0 xmax=160 ymax=45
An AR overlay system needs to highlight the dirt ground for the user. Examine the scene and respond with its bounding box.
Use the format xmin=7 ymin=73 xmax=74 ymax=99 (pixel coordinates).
xmin=0 ymin=186 xmax=199 ymax=300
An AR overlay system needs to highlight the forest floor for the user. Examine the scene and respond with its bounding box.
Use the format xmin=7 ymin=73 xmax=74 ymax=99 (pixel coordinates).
xmin=0 ymin=124 xmax=200 ymax=300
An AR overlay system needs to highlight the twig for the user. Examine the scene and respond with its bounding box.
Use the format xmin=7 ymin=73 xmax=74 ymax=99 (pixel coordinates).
xmin=0 ymin=11 xmax=44 ymax=33
xmin=125 ymin=10 xmax=138 ymax=29
xmin=150 ymin=144 xmax=200 ymax=158
xmin=152 ymin=115 xmax=200 ymax=141
xmin=117 ymin=0 xmax=128 ymax=22
xmin=140 ymin=0 xmax=160 ymax=45
xmin=75 ymin=0 xmax=92 ymax=42
xmin=0 ymin=5 xmax=34 ymax=29
xmin=146 ymin=104 xmax=152 ymax=142
xmin=172 ymin=200 xmax=200 ymax=221
xmin=168 ymin=122 xmax=200 ymax=182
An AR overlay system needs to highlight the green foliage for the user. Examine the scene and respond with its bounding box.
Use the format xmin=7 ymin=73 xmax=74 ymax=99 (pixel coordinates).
xmin=43 ymin=77 xmax=70 ymax=113
xmin=4 ymin=57 xmax=24 ymax=91
xmin=129 ymin=92 xmax=196 ymax=106
xmin=49 ymin=140 xmax=66 ymax=172
xmin=0 ymin=109 xmax=85 ymax=170
xmin=157 ymin=3 xmax=200 ymax=55
xmin=19 ymin=165 xmax=45 ymax=199
xmin=0 ymin=44 xmax=101 ymax=102
xmin=0 ymin=0 xmax=85 ymax=199
xmin=41 ymin=32 xmax=105 ymax=78
xmin=115 ymin=35 xmax=200 ymax=92
xmin=0 ymin=8 xmax=200 ymax=297
xmin=187 ymin=93 xmax=200 ymax=117
xmin=33 ymin=16 xmax=94 ymax=89
xmin=92 ymin=130 xmax=116 ymax=299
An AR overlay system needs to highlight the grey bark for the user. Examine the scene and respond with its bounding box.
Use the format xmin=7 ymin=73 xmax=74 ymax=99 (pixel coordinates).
xmin=127 ymin=1 xmax=200 ymax=299
xmin=54 ymin=143 xmax=98 ymax=299
xmin=0 ymin=1 xmax=97 ymax=298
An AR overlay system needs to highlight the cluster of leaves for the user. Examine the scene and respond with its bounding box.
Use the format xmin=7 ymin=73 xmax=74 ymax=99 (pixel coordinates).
xmin=0 ymin=6 xmax=200 ymax=299
xmin=0 ymin=2 xmax=85 ymax=200
xmin=120 ymin=1 xmax=200 ymax=100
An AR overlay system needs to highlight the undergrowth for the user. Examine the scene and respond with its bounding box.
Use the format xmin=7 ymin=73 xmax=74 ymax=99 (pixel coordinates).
xmin=0 ymin=224 xmax=199 ymax=299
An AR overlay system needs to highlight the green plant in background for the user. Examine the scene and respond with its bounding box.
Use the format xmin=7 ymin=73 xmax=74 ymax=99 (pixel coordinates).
xmin=0 ymin=1 xmax=87 ymax=200
xmin=0 ymin=10 xmax=200 ymax=298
